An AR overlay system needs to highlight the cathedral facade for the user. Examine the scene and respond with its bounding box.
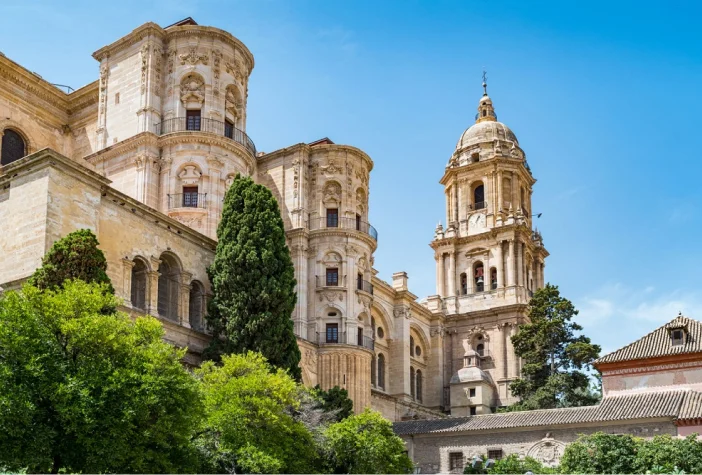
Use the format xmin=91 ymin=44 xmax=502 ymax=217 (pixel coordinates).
xmin=0 ymin=18 xmax=546 ymax=421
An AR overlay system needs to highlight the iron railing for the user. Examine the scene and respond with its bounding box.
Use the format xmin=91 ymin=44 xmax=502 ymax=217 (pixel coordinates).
xmin=469 ymin=201 xmax=486 ymax=210
xmin=167 ymin=193 xmax=207 ymax=209
xmin=309 ymin=216 xmax=378 ymax=241
xmin=356 ymin=279 xmax=374 ymax=295
xmin=155 ymin=117 xmax=257 ymax=156
xmin=314 ymin=331 xmax=374 ymax=350
xmin=316 ymin=275 xmax=347 ymax=288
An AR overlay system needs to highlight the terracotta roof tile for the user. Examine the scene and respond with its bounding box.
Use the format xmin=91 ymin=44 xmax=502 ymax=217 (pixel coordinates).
xmin=393 ymin=390 xmax=702 ymax=435
xmin=594 ymin=316 xmax=702 ymax=365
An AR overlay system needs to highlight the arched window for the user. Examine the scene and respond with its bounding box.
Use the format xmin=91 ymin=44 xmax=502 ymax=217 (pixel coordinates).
xmin=410 ymin=367 xmax=416 ymax=399
xmin=1 ymin=129 xmax=26 ymax=166
xmin=157 ymin=255 xmax=181 ymax=321
xmin=490 ymin=267 xmax=498 ymax=290
xmin=460 ymin=272 xmax=468 ymax=295
xmin=371 ymin=354 xmax=377 ymax=387
xmin=378 ymin=353 xmax=385 ymax=390
xmin=473 ymin=184 xmax=485 ymax=210
xmin=476 ymin=343 xmax=485 ymax=357
xmin=410 ymin=336 xmax=415 ymax=356
xmin=474 ymin=262 xmax=485 ymax=292
xmin=189 ymin=280 xmax=205 ymax=331
xmin=130 ymin=258 xmax=148 ymax=311
xmin=416 ymin=370 xmax=423 ymax=403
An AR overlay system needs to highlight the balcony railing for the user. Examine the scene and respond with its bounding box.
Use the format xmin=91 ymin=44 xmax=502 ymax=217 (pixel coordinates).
xmin=167 ymin=193 xmax=207 ymax=209
xmin=314 ymin=331 xmax=374 ymax=350
xmin=316 ymin=275 xmax=347 ymax=288
xmin=309 ymin=216 xmax=378 ymax=241
xmin=469 ymin=201 xmax=486 ymax=211
xmin=155 ymin=117 xmax=257 ymax=156
xmin=356 ymin=279 xmax=374 ymax=295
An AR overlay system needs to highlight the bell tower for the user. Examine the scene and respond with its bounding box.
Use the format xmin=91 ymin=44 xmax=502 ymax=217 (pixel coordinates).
xmin=431 ymin=78 xmax=549 ymax=412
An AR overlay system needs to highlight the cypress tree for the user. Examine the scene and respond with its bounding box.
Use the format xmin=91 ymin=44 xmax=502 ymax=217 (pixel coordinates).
xmin=206 ymin=174 xmax=301 ymax=380
xmin=30 ymin=229 xmax=113 ymax=293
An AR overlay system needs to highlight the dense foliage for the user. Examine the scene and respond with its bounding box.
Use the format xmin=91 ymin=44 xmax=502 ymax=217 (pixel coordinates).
xmin=206 ymin=174 xmax=301 ymax=380
xmin=29 ymin=229 xmax=113 ymax=293
xmin=0 ymin=281 xmax=202 ymax=474
xmin=314 ymin=385 xmax=354 ymax=422
xmin=507 ymin=283 xmax=601 ymax=411
xmin=321 ymin=408 xmax=414 ymax=474
xmin=195 ymin=352 xmax=319 ymax=474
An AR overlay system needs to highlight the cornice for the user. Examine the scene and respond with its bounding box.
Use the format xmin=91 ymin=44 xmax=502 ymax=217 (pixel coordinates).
xmin=92 ymin=22 xmax=166 ymax=61
xmin=596 ymin=352 xmax=702 ymax=374
xmin=66 ymin=80 xmax=99 ymax=115
xmin=308 ymin=228 xmax=378 ymax=251
xmin=165 ymin=25 xmax=255 ymax=72
xmin=85 ymin=132 xmax=159 ymax=164
xmin=430 ymin=223 xmax=535 ymax=249
xmin=440 ymin=155 xmax=535 ymax=186
xmin=0 ymin=55 xmax=69 ymax=115
xmin=309 ymin=144 xmax=374 ymax=172
xmin=258 ymin=142 xmax=308 ymax=162
xmin=158 ymin=132 xmax=256 ymax=172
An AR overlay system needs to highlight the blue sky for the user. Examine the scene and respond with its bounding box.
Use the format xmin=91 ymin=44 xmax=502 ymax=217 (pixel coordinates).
xmin=2 ymin=0 xmax=701 ymax=357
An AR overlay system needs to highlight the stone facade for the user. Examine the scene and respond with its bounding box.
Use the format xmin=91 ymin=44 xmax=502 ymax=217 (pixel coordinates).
xmin=0 ymin=18 xmax=546 ymax=420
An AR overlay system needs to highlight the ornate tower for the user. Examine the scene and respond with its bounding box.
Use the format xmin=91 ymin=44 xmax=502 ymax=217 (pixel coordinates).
xmin=431 ymin=80 xmax=549 ymax=415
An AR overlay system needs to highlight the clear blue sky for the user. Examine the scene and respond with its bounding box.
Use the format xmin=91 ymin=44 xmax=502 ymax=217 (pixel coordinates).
xmin=2 ymin=0 xmax=701 ymax=357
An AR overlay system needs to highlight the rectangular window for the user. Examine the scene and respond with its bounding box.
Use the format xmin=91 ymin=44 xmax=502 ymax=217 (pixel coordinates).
xmin=326 ymin=323 xmax=339 ymax=343
xmin=186 ymin=109 xmax=201 ymax=131
xmin=224 ymin=118 xmax=234 ymax=139
xmin=449 ymin=453 xmax=464 ymax=471
xmin=357 ymin=273 xmax=363 ymax=291
xmin=469 ymin=406 xmax=477 ymax=416
xmin=326 ymin=208 xmax=339 ymax=228
xmin=469 ymin=388 xmax=476 ymax=398
xmin=672 ymin=329 xmax=685 ymax=346
xmin=487 ymin=449 xmax=503 ymax=460
xmin=182 ymin=186 xmax=199 ymax=207
xmin=358 ymin=327 xmax=363 ymax=346
xmin=326 ymin=268 xmax=339 ymax=287
xmin=356 ymin=213 xmax=361 ymax=231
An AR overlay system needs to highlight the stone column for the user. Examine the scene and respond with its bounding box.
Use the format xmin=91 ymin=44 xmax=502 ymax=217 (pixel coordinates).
xmin=497 ymin=241 xmax=504 ymax=288
xmin=453 ymin=182 xmax=459 ymax=223
xmin=457 ymin=181 xmax=463 ymax=221
xmin=436 ymin=252 xmax=445 ymax=296
xmin=516 ymin=241 xmax=523 ymax=287
xmin=506 ymin=323 xmax=517 ymax=379
xmin=507 ymin=240 xmax=515 ymax=286
xmin=445 ymin=191 xmax=451 ymax=225
xmin=447 ymin=251 xmax=456 ymax=296
xmin=146 ymin=271 xmax=160 ymax=315
xmin=497 ymin=171 xmax=503 ymax=210
xmin=121 ymin=258 xmax=136 ymax=305
xmin=179 ymin=271 xmax=193 ymax=328
xmin=511 ymin=324 xmax=520 ymax=378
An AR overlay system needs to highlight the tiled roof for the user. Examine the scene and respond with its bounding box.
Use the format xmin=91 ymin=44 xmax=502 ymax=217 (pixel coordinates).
xmin=393 ymin=390 xmax=702 ymax=435
xmin=595 ymin=316 xmax=702 ymax=364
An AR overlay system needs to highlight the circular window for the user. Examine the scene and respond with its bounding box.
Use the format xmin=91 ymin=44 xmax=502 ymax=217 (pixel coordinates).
xmin=415 ymin=346 xmax=422 ymax=357
xmin=377 ymin=327 xmax=384 ymax=339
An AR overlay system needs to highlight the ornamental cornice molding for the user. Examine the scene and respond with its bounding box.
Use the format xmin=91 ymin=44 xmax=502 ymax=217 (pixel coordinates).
xmin=308 ymin=228 xmax=378 ymax=250
xmin=0 ymin=57 xmax=70 ymax=115
xmin=85 ymin=132 xmax=159 ymax=164
xmin=66 ymin=81 xmax=100 ymax=115
xmin=92 ymin=22 xmax=166 ymax=62
xmin=164 ymin=26 xmax=255 ymax=71
xmin=157 ymin=132 xmax=256 ymax=174
xmin=309 ymin=144 xmax=375 ymax=172
xmin=602 ymin=359 xmax=702 ymax=376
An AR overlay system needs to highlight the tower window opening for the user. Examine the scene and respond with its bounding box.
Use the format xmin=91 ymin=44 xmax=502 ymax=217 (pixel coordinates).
xmin=460 ymin=272 xmax=468 ymax=295
xmin=490 ymin=267 xmax=497 ymax=290
xmin=476 ymin=343 xmax=485 ymax=357
xmin=473 ymin=184 xmax=485 ymax=210
xmin=224 ymin=118 xmax=234 ymax=139
xmin=186 ymin=109 xmax=201 ymax=131
xmin=326 ymin=208 xmax=339 ymax=228
xmin=326 ymin=323 xmax=339 ymax=343
xmin=182 ymin=186 xmax=199 ymax=207
xmin=326 ymin=267 xmax=339 ymax=287
xmin=474 ymin=263 xmax=485 ymax=292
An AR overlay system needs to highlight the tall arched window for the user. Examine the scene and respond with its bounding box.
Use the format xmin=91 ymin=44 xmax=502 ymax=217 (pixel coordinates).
xmin=490 ymin=267 xmax=498 ymax=290
xmin=378 ymin=353 xmax=385 ymax=390
xmin=410 ymin=367 xmax=416 ymax=399
xmin=474 ymin=262 xmax=485 ymax=292
xmin=189 ymin=280 xmax=205 ymax=330
xmin=416 ymin=370 xmax=423 ymax=403
xmin=476 ymin=343 xmax=485 ymax=357
xmin=473 ymin=183 xmax=485 ymax=210
xmin=1 ymin=129 xmax=26 ymax=166
xmin=371 ymin=354 xmax=377 ymax=386
xmin=130 ymin=258 xmax=148 ymax=311
xmin=157 ymin=255 xmax=181 ymax=321
xmin=410 ymin=336 xmax=415 ymax=357
xmin=460 ymin=272 xmax=468 ymax=295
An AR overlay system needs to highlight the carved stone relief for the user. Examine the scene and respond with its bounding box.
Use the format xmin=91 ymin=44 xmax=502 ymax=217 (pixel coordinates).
xmin=179 ymin=47 xmax=209 ymax=66
xmin=180 ymin=74 xmax=205 ymax=106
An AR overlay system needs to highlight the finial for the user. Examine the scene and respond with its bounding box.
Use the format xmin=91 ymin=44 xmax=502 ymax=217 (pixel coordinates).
xmin=482 ymin=69 xmax=488 ymax=96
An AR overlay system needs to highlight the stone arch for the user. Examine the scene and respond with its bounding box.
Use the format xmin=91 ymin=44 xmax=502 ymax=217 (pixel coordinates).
xmin=180 ymin=72 xmax=206 ymax=108
xmin=225 ymin=84 xmax=244 ymax=128
xmin=1 ymin=126 xmax=30 ymax=166
xmin=371 ymin=303 xmax=393 ymax=339
xmin=130 ymin=255 xmax=150 ymax=311
xmin=157 ymin=251 xmax=183 ymax=321
xmin=471 ymin=181 xmax=485 ymax=210
xmin=410 ymin=323 xmax=431 ymax=358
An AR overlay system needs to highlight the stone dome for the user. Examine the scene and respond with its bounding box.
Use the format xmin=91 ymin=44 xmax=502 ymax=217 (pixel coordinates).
xmin=456 ymin=120 xmax=519 ymax=151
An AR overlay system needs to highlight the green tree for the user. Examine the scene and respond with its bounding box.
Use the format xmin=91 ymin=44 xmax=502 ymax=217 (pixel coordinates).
xmin=322 ymin=408 xmax=414 ymax=474
xmin=487 ymin=454 xmax=554 ymax=474
xmin=635 ymin=434 xmax=702 ymax=474
xmin=195 ymin=352 xmax=319 ymax=474
xmin=507 ymin=283 xmax=601 ymax=411
xmin=206 ymin=174 xmax=301 ymax=380
xmin=29 ymin=229 xmax=113 ymax=293
xmin=0 ymin=281 xmax=203 ymax=474
xmin=314 ymin=385 xmax=354 ymax=421
xmin=559 ymin=432 xmax=640 ymax=474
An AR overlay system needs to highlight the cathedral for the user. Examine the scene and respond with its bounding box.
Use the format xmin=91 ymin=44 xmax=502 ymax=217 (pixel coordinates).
xmin=0 ymin=18 xmax=547 ymax=421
